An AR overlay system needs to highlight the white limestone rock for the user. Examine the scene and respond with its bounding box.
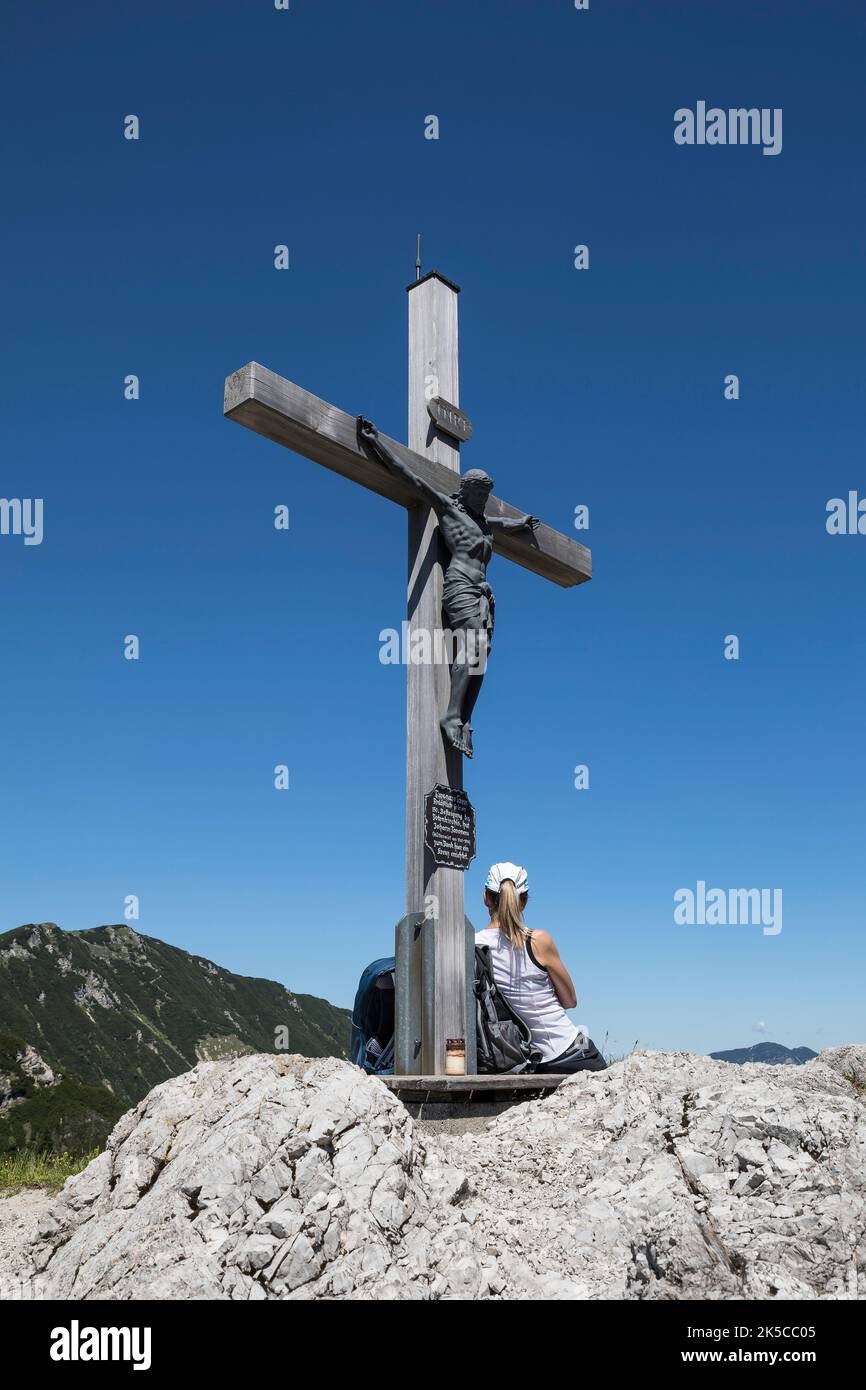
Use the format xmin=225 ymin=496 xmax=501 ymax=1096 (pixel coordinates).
xmin=19 ymin=1046 xmax=866 ymax=1301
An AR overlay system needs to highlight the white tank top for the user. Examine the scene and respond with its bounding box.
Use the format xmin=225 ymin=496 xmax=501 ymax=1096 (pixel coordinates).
xmin=475 ymin=925 xmax=578 ymax=1062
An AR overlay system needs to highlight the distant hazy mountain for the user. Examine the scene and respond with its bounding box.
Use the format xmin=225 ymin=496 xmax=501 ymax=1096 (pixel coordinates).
xmin=710 ymin=1042 xmax=818 ymax=1067
xmin=0 ymin=922 xmax=350 ymax=1153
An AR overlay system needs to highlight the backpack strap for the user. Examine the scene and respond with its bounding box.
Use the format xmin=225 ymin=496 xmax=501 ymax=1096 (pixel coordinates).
xmin=524 ymin=929 xmax=548 ymax=973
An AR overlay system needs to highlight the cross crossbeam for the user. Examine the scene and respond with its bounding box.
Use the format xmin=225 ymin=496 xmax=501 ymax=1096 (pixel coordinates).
xmin=223 ymin=361 xmax=591 ymax=589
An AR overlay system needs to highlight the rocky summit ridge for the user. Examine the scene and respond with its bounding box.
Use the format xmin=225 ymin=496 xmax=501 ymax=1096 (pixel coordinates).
xmin=13 ymin=1045 xmax=866 ymax=1301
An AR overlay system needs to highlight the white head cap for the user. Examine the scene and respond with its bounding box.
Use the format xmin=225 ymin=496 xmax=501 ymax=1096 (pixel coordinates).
xmin=485 ymin=862 xmax=529 ymax=895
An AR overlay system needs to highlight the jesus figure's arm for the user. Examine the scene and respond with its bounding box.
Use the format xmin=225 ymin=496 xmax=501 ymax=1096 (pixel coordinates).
xmin=488 ymin=513 xmax=540 ymax=534
xmin=357 ymin=418 xmax=449 ymax=512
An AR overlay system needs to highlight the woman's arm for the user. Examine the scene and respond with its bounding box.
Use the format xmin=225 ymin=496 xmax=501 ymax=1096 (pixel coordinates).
xmin=529 ymin=929 xmax=577 ymax=1009
xmin=358 ymin=418 xmax=449 ymax=513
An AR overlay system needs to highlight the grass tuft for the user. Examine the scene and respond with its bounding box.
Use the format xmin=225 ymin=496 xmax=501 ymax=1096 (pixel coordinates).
xmin=0 ymin=1148 xmax=99 ymax=1193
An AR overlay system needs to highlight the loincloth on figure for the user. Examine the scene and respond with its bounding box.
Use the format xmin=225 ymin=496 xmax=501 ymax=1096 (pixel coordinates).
xmin=442 ymin=568 xmax=495 ymax=655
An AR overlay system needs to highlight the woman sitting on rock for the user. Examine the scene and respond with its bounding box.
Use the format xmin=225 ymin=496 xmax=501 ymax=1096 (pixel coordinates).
xmin=476 ymin=862 xmax=607 ymax=1074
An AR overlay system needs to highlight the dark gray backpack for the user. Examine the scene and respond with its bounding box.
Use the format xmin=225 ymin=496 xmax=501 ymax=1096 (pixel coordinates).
xmin=474 ymin=944 xmax=544 ymax=1074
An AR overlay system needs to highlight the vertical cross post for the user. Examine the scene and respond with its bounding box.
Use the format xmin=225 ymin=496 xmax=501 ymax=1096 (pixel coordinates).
xmin=398 ymin=270 xmax=468 ymax=1075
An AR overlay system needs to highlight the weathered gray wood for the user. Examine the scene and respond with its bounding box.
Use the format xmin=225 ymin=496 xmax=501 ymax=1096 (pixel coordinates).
xmin=394 ymin=913 xmax=424 ymax=1072
xmin=405 ymin=272 xmax=467 ymax=1077
xmin=384 ymin=1074 xmax=568 ymax=1090
xmin=382 ymin=1073 xmax=568 ymax=1097
xmin=224 ymin=361 xmax=591 ymax=589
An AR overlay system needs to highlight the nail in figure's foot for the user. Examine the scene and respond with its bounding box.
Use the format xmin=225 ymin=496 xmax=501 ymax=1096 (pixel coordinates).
xmin=461 ymin=724 xmax=474 ymax=758
xmin=440 ymin=715 xmax=468 ymax=756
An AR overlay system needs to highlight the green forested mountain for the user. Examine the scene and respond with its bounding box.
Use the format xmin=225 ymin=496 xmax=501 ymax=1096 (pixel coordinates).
xmin=0 ymin=923 xmax=351 ymax=1153
xmin=0 ymin=1033 xmax=126 ymax=1154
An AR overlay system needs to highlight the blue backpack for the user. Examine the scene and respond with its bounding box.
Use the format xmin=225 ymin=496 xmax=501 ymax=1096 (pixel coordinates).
xmin=349 ymin=949 xmax=541 ymax=1076
xmin=350 ymin=957 xmax=396 ymax=1074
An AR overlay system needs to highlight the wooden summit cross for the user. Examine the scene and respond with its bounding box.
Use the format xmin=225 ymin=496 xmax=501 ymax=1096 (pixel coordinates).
xmin=224 ymin=269 xmax=591 ymax=1076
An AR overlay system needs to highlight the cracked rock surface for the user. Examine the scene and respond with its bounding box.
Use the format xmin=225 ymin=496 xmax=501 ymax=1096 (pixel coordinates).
xmin=17 ymin=1047 xmax=866 ymax=1300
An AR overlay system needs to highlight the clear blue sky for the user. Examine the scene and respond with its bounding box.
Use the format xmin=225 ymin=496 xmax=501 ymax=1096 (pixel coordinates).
xmin=2 ymin=0 xmax=864 ymax=1055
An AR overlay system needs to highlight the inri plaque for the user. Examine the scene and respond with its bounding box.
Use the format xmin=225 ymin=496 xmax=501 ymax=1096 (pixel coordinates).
xmin=424 ymin=784 xmax=477 ymax=870
xmin=426 ymin=396 xmax=473 ymax=443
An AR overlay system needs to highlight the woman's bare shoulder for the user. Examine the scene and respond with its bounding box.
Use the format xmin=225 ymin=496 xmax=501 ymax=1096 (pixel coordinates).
xmin=527 ymin=928 xmax=556 ymax=955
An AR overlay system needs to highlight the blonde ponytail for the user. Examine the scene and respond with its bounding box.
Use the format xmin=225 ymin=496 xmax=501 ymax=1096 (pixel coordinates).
xmin=491 ymin=878 xmax=529 ymax=949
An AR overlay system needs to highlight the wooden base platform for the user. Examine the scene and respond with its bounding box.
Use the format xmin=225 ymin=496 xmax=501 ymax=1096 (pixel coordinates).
xmin=383 ymin=1073 xmax=567 ymax=1104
